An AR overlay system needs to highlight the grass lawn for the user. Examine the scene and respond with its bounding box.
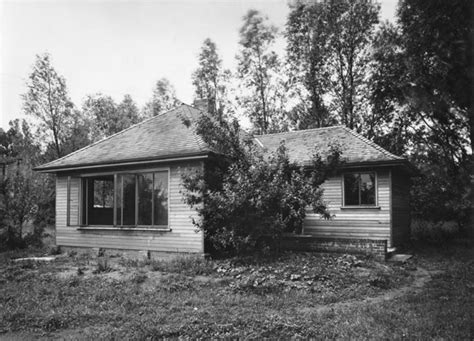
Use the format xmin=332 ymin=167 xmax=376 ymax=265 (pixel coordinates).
xmin=0 ymin=243 xmax=472 ymax=339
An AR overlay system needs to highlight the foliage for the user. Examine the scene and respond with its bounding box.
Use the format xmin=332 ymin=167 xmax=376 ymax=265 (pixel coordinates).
xmin=93 ymin=257 xmax=113 ymax=274
xmin=192 ymin=38 xmax=232 ymax=120
xmin=410 ymin=162 xmax=471 ymax=230
xmin=0 ymin=163 xmax=40 ymax=249
xmin=368 ymin=0 xmax=473 ymax=227
xmin=59 ymin=110 xmax=92 ymax=156
xmin=286 ymin=0 xmax=380 ymax=130
xmin=22 ymin=53 xmax=76 ymax=158
xmin=0 ymin=120 xmax=54 ymax=250
xmin=82 ymin=93 xmax=140 ymax=141
xmin=142 ymin=78 xmax=181 ymax=118
xmin=181 ymin=115 xmax=341 ymax=254
xmin=117 ymin=94 xmax=140 ymax=128
xmin=397 ymin=0 xmax=473 ymax=152
xmin=236 ymin=10 xmax=286 ymax=133
xmin=2 ymin=247 xmax=472 ymax=339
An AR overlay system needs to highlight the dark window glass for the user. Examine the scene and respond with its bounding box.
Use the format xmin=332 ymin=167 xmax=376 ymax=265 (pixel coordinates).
xmin=87 ymin=176 xmax=114 ymax=225
xmin=344 ymin=173 xmax=360 ymax=205
xmin=93 ymin=179 xmax=114 ymax=208
xmin=360 ymin=173 xmax=375 ymax=205
xmin=82 ymin=171 xmax=169 ymax=227
xmin=115 ymin=176 xmax=122 ymax=226
xmin=344 ymin=173 xmax=376 ymax=206
xmin=138 ymin=173 xmax=153 ymax=225
xmin=153 ymin=172 xmax=168 ymax=226
xmin=122 ymin=174 xmax=136 ymax=225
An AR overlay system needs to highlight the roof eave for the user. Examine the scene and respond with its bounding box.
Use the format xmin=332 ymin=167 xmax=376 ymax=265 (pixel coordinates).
xmin=339 ymin=159 xmax=418 ymax=175
xmin=301 ymin=158 xmax=415 ymax=172
xmin=34 ymin=152 xmax=211 ymax=173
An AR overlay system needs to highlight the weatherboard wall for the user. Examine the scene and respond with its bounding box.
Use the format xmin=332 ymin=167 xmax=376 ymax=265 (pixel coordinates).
xmin=303 ymin=169 xmax=393 ymax=247
xmin=55 ymin=161 xmax=204 ymax=253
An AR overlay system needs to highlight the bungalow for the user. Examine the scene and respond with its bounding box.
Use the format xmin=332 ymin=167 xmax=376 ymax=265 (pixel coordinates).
xmin=35 ymin=104 xmax=412 ymax=259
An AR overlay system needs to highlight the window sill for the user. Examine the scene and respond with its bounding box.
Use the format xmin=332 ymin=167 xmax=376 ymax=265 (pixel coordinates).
xmin=77 ymin=226 xmax=172 ymax=232
xmin=341 ymin=206 xmax=381 ymax=210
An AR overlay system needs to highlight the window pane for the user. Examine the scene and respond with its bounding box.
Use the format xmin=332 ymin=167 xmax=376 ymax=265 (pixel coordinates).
xmin=153 ymin=172 xmax=168 ymax=226
xmin=138 ymin=173 xmax=153 ymax=225
xmin=122 ymin=174 xmax=136 ymax=225
xmin=88 ymin=176 xmax=114 ymax=225
xmin=93 ymin=180 xmax=114 ymax=208
xmin=344 ymin=174 xmax=360 ymax=205
xmin=360 ymin=173 xmax=376 ymax=205
xmin=115 ymin=176 xmax=122 ymax=225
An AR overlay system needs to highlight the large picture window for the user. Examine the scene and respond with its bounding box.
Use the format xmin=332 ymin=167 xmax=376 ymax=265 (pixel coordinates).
xmin=81 ymin=170 xmax=169 ymax=227
xmin=343 ymin=172 xmax=376 ymax=206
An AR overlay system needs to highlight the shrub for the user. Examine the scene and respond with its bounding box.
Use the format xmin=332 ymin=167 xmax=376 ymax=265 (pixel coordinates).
xmin=410 ymin=165 xmax=471 ymax=236
xmin=93 ymin=257 xmax=113 ymax=274
xmin=130 ymin=271 xmax=148 ymax=284
xmin=182 ymin=115 xmax=341 ymax=254
xmin=411 ymin=220 xmax=460 ymax=244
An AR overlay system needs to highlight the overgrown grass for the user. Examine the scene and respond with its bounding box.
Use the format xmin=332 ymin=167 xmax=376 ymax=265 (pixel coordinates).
xmin=0 ymin=244 xmax=472 ymax=339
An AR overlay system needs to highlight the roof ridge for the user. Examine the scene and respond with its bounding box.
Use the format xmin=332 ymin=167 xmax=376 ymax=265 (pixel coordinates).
xmin=255 ymin=125 xmax=344 ymax=138
xmin=341 ymin=126 xmax=403 ymax=160
xmin=38 ymin=104 xmax=190 ymax=169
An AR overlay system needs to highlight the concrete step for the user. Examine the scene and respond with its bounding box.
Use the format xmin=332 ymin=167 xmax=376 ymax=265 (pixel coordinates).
xmin=387 ymin=253 xmax=412 ymax=263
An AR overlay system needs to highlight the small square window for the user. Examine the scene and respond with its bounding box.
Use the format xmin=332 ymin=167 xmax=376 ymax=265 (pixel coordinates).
xmin=343 ymin=172 xmax=376 ymax=206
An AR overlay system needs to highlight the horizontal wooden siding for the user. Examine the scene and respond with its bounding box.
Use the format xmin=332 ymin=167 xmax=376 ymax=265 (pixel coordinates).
xmin=304 ymin=169 xmax=392 ymax=246
xmin=55 ymin=161 xmax=204 ymax=253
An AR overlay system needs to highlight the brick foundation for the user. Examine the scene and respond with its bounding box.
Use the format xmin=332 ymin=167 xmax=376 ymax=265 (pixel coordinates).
xmin=280 ymin=235 xmax=388 ymax=261
xmin=59 ymin=246 xmax=204 ymax=260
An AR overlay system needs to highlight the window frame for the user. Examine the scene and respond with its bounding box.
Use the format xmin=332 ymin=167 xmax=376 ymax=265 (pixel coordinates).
xmin=77 ymin=167 xmax=170 ymax=230
xmin=341 ymin=171 xmax=378 ymax=208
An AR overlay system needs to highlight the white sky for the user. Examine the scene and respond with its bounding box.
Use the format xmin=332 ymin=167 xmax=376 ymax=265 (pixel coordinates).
xmin=0 ymin=0 xmax=397 ymax=130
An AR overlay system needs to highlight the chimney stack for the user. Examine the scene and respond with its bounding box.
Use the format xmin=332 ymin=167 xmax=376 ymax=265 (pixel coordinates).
xmin=193 ymin=98 xmax=209 ymax=113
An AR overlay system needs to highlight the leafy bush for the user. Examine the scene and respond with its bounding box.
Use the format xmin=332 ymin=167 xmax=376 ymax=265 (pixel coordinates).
xmin=410 ymin=164 xmax=471 ymax=236
xmin=411 ymin=220 xmax=460 ymax=244
xmin=182 ymin=115 xmax=341 ymax=254
xmin=93 ymin=257 xmax=113 ymax=274
xmin=130 ymin=271 xmax=148 ymax=284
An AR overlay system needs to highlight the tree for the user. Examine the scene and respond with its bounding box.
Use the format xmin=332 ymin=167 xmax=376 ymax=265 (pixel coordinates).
xmin=0 ymin=120 xmax=47 ymax=249
xmin=142 ymin=78 xmax=181 ymax=118
xmin=397 ymin=0 xmax=473 ymax=157
xmin=192 ymin=38 xmax=229 ymax=119
xmin=369 ymin=0 xmax=472 ymax=168
xmin=82 ymin=93 xmax=140 ymax=141
xmin=368 ymin=0 xmax=473 ymax=232
xmin=82 ymin=94 xmax=118 ymax=140
xmin=181 ymin=114 xmax=341 ymax=254
xmin=286 ymin=1 xmax=333 ymax=129
xmin=286 ymin=0 xmax=379 ymax=130
xmin=366 ymin=22 xmax=414 ymax=156
xmin=60 ymin=110 xmax=92 ymax=156
xmin=236 ymin=10 xmax=284 ymax=134
xmin=22 ymin=53 xmax=75 ymax=158
xmin=117 ymin=94 xmax=140 ymax=127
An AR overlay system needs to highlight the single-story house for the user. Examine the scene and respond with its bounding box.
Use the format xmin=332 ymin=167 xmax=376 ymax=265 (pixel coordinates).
xmin=35 ymin=104 xmax=412 ymax=258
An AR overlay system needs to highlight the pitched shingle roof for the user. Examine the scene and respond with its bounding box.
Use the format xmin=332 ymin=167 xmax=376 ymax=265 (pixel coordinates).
xmin=255 ymin=125 xmax=404 ymax=166
xmin=35 ymin=104 xmax=210 ymax=171
xmin=36 ymin=105 xmax=405 ymax=172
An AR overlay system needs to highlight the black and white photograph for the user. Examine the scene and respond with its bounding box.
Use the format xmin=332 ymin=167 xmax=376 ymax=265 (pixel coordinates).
xmin=1 ymin=0 xmax=473 ymax=339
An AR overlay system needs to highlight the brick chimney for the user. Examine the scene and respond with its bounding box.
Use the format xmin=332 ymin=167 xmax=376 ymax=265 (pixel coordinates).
xmin=193 ymin=98 xmax=209 ymax=113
